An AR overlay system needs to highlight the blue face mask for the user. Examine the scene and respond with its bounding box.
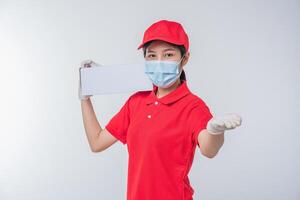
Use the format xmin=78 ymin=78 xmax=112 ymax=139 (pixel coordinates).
xmin=144 ymin=56 xmax=185 ymax=88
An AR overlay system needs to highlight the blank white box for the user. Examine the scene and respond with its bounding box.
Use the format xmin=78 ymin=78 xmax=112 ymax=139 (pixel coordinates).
xmin=79 ymin=63 xmax=153 ymax=95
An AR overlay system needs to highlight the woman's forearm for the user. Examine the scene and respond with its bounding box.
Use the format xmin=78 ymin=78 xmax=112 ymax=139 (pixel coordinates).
xmin=81 ymin=99 xmax=102 ymax=151
xmin=199 ymin=129 xmax=224 ymax=158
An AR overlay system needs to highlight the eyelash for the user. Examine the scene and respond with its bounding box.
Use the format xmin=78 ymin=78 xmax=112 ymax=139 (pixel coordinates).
xmin=165 ymin=53 xmax=173 ymax=57
xmin=147 ymin=53 xmax=174 ymax=58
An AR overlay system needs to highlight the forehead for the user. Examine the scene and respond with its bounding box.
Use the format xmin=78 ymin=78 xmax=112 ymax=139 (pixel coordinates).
xmin=147 ymin=40 xmax=179 ymax=52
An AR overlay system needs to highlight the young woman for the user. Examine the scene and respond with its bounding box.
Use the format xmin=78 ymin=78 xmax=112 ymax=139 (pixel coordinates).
xmin=79 ymin=20 xmax=242 ymax=200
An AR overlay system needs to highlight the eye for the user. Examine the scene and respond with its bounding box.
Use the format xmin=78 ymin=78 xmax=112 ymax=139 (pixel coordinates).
xmin=165 ymin=53 xmax=174 ymax=57
xmin=147 ymin=54 xmax=156 ymax=58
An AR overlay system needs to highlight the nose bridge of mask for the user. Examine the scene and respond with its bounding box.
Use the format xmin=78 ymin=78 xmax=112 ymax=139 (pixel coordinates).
xmin=144 ymin=60 xmax=180 ymax=73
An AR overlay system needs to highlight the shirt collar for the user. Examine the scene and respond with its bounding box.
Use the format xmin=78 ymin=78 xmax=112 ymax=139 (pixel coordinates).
xmin=145 ymin=80 xmax=191 ymax=105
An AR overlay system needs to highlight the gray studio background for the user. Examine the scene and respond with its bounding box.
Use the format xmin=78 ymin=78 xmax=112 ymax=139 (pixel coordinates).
xmin=0 ymin=0 xmax=299 ymax=199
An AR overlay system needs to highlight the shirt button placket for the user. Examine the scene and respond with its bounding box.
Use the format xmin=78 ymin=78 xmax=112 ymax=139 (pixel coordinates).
xmin=148 ymin=101 xmax=159 ymax=119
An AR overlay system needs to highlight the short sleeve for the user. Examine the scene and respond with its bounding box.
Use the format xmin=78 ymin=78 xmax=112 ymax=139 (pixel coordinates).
xmin=105 ymin=96 xmax=132 ymax=145
xmin=188 ymin=105 xmax=213 ymax=148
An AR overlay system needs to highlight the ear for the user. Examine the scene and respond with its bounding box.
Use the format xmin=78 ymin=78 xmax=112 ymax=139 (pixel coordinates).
xmin=181 ymin=52 xmax=190 ymax=67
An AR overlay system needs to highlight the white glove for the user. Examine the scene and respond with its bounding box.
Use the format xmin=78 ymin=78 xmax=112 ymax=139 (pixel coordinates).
xmin=78 ymin=59 xmax=102 ymax=100
xmin=206 ymin=113 xmax=242 ymax=135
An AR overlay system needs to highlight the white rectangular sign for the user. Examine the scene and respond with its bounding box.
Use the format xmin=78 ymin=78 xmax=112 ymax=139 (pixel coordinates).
xmin=79 ymin=63 xmax=153 ymax=95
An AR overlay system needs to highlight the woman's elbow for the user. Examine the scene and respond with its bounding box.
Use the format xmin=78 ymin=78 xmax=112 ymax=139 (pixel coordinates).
xmin=201 ymin=151 xmax=218 ymax=159
xmin=200 ymin=145 xmax=220 ymax=158
xmin=90 ymin=145 xmax=104 ymax=153
xmin=90 ymin=146 xmax=98 ymax=153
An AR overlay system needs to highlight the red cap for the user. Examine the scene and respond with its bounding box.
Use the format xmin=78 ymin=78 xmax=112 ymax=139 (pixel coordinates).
xmin=137 ymin=19 xmax=189 ymax=52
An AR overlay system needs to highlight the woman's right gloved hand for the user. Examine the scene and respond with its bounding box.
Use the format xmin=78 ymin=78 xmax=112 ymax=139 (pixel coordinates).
xmin=78 ymin=59 xmax=102 ymax=100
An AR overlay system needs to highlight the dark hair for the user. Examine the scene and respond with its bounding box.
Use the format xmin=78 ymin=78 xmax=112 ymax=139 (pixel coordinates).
xmin=142 ymin=40 xmax=187 ymax=81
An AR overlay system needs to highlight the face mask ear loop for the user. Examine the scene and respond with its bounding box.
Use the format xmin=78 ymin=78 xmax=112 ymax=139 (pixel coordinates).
xmin=178 ymin=54 xmax=186 ymax=70
xmin=179 ymin=54 xmax=186 ymax=64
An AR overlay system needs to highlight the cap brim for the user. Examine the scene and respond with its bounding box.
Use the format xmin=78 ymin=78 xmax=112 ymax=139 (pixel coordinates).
xmin=137 ymin=37 xmax=185 ymax=51
xmin=137 ymin=43 xmax=144 ymax=50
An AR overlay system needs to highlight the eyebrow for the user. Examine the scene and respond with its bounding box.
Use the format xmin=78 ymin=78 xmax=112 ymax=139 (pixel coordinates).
xmin=147 ymin=48 xmax=177 ymax=53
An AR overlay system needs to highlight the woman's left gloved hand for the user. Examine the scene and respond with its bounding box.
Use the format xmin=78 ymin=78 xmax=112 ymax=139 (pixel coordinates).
xmin=206 ymin=113 xmax=242 ymax=135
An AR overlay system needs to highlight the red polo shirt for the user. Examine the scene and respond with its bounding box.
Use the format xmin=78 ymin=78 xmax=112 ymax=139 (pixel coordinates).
xmin=105 ymin=80 xmax=213 ymax=200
